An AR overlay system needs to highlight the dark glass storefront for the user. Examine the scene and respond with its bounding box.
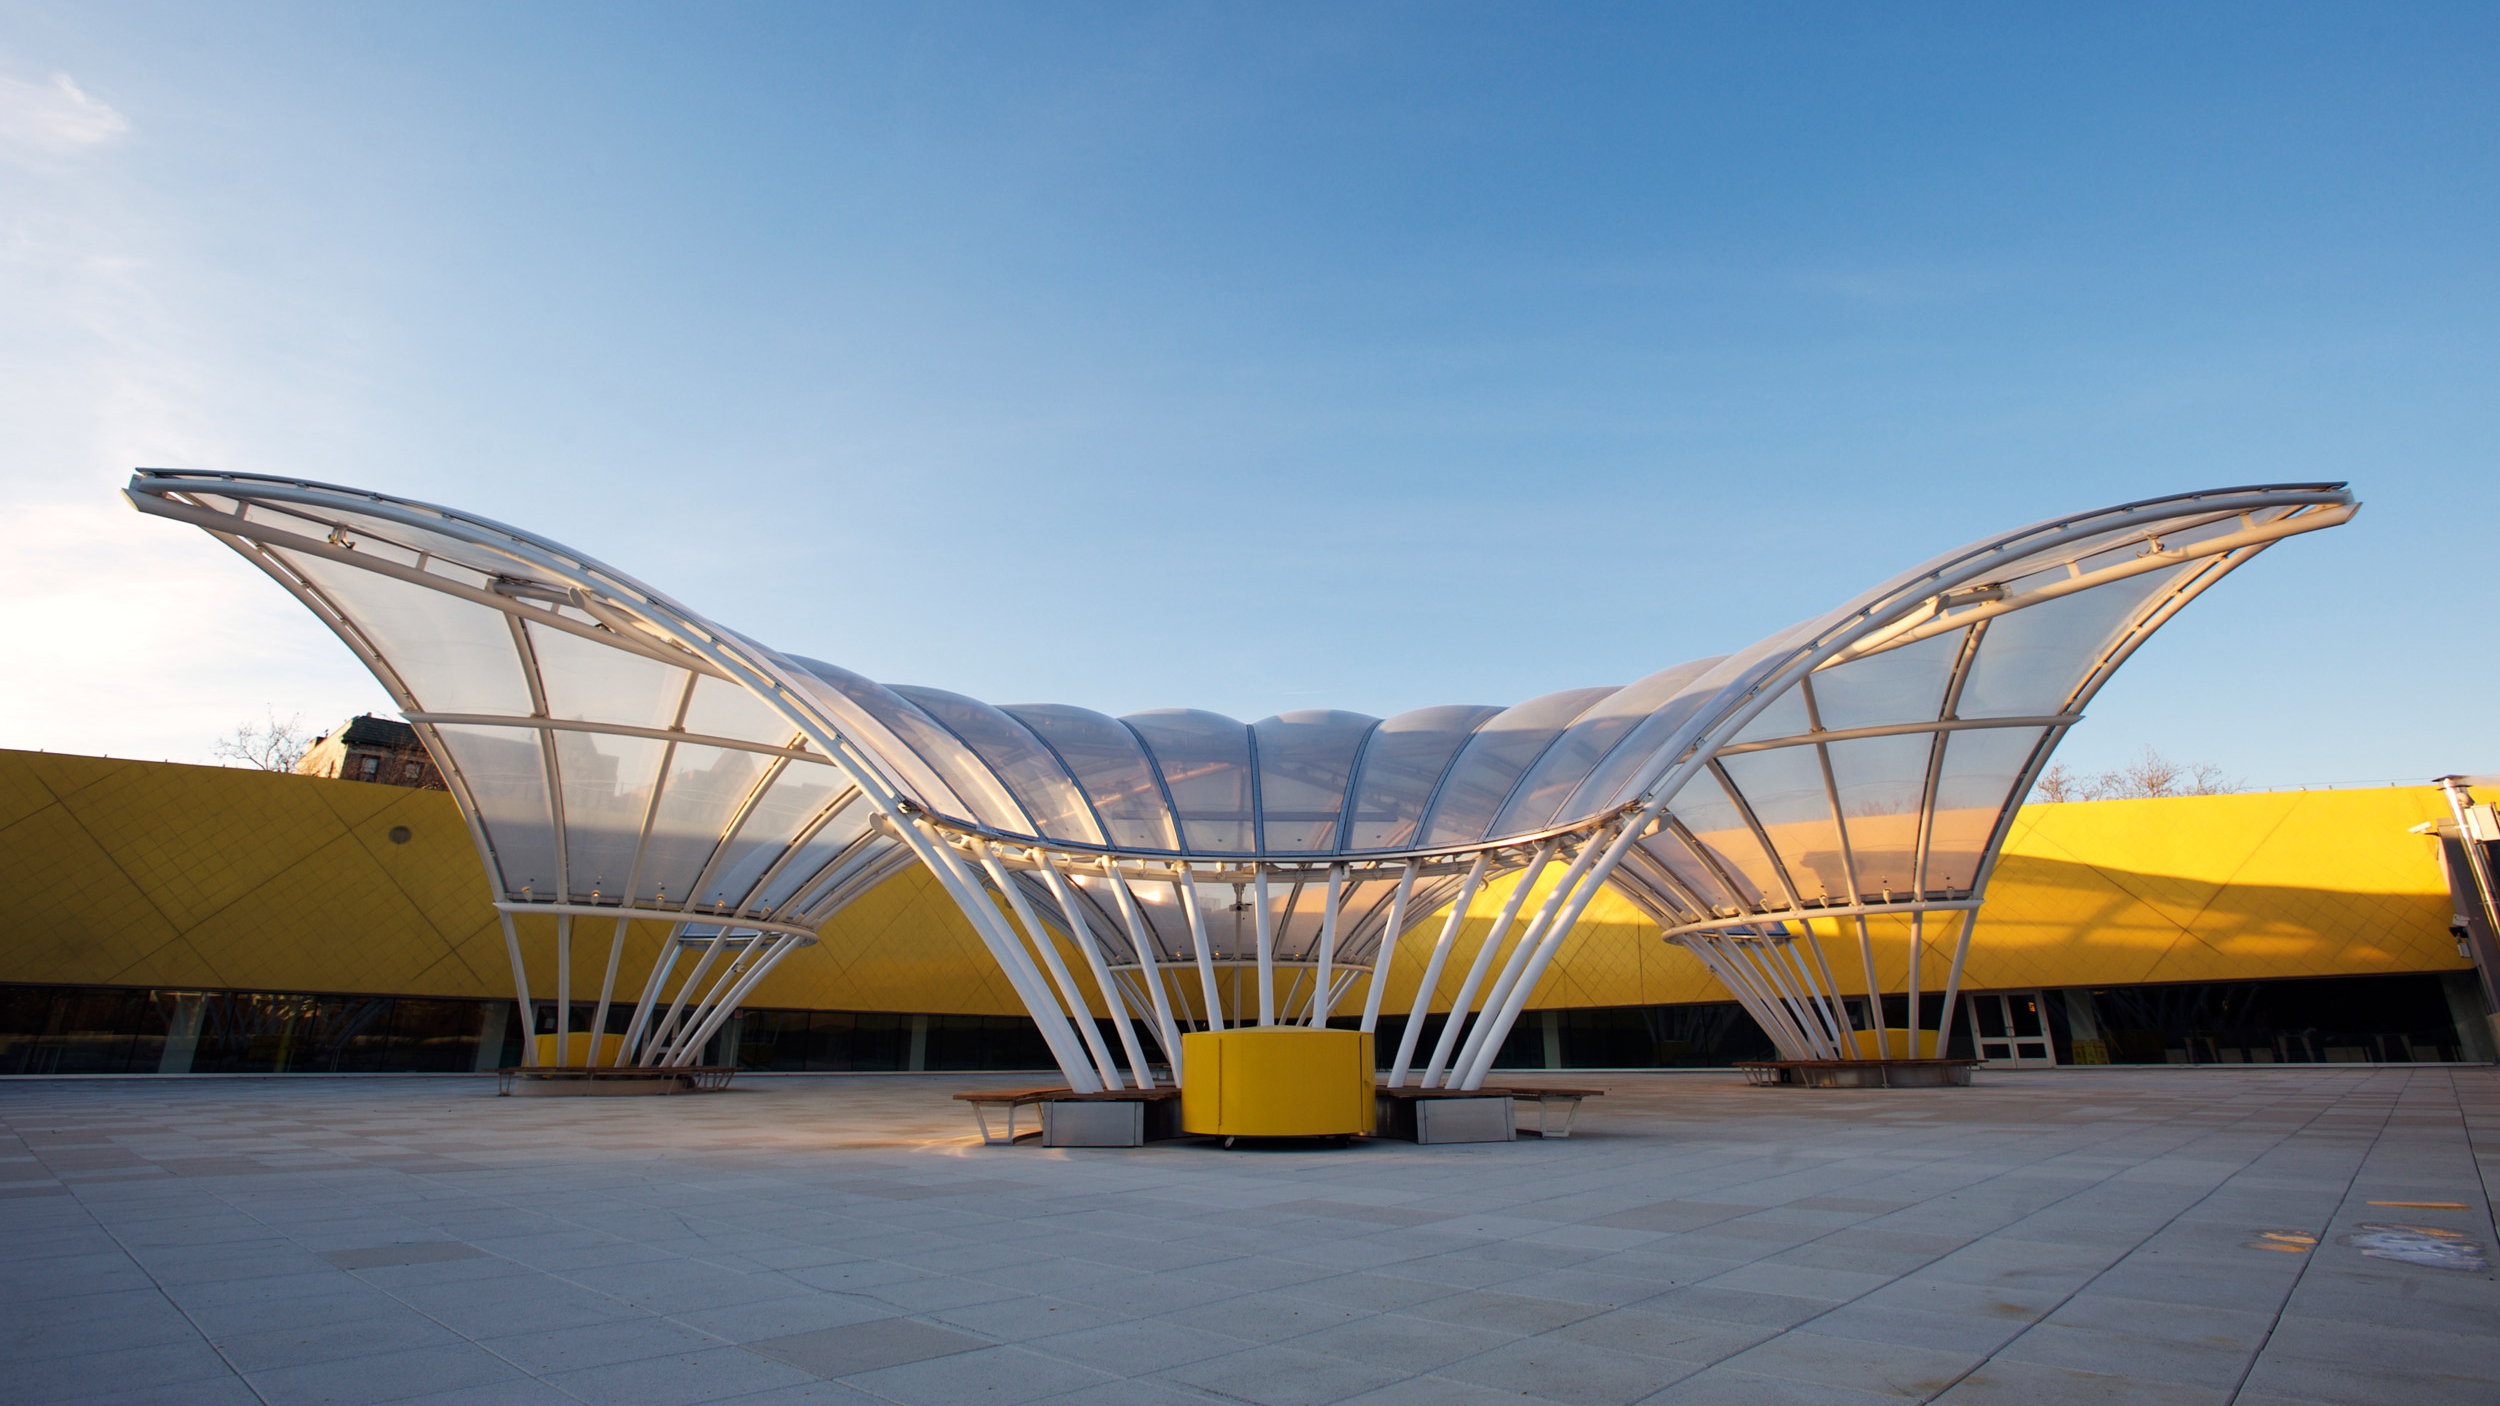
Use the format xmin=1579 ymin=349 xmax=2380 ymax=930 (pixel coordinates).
xmin=1 ymin=971 xmax=2485 ymax=1076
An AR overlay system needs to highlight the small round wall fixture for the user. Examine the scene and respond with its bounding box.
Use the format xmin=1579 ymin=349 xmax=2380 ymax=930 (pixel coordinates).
xmin=387 ymin=826 xmax=412 ymax=844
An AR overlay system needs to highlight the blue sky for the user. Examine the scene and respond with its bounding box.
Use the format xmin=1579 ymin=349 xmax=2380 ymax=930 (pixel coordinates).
xmin=3 ymin=2 xmax=2492 ymax=786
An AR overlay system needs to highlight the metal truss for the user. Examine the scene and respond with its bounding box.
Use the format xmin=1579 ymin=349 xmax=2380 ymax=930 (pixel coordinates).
xmin=128 ymin=473 xmax=2355 ymax=1086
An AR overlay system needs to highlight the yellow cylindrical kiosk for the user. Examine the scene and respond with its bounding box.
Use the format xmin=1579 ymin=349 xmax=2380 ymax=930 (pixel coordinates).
xmin=1180 ymin=1027 xmax=1375 ymax=1141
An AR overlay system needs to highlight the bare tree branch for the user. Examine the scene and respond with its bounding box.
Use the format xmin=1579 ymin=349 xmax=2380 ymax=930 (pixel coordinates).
xmin=2031 ymin=747 xmax=2239 ymax=802
xmin=212 ymin=709 xmax=313 ymax=772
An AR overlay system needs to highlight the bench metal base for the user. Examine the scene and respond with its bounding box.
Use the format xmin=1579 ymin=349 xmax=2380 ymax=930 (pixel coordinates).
xmin=957 ymin=1087 xmax=1183 ymax=1146
xmin=495 ymin=1067 xmax=735 ymax=1096
xmin=1737 ymin=1060 xmax=1979 ymax=1088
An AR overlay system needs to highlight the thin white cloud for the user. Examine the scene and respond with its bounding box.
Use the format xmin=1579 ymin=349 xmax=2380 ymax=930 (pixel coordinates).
xmin=0 ymin=71 xmax=129 ymax=163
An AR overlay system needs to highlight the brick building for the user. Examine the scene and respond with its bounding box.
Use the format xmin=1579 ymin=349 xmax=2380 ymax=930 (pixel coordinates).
xmin=294 ymin=715 xmax=444 ymax=790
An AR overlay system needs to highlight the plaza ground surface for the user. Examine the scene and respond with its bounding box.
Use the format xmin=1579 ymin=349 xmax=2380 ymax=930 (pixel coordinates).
xmin=2 ymin=1069 xmax=2495 ymax=1406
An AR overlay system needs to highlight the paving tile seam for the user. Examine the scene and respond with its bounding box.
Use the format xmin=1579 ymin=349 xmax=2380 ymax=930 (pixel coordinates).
xmin=45 ymin=1179 xmax=276 ymax=1405
xmin=1993 ymin=1072 xmax=2406 ymax=1405
xmin=1784 ymin=1072 xmax=2396 ymax=1403
xmin=11 ymin=1069 xmax=2495 ymax=1406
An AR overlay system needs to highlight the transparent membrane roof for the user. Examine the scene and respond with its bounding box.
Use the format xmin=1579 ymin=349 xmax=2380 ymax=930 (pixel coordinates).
xmin=128 ymin=472 xmax=2354 ymax=1084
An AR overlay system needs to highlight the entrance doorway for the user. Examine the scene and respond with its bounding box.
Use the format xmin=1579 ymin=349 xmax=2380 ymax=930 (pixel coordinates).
xmin=1967 ymin=991 xmax=2056 ymax=1065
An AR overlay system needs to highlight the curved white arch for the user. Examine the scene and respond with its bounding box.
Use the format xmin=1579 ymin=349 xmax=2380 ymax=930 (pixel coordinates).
xmin=128 ymin=472 xmax=2354 ymax=1087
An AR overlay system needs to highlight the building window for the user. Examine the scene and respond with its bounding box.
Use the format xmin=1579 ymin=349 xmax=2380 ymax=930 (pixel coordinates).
xmin=403 ymin=761 xmax=422 ymax=780
xmin=358 ymin=756 xmax=379 ymax=777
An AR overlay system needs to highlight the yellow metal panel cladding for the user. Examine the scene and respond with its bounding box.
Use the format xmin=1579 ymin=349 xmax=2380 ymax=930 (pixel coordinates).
xmin=1973 ymin=787 xmax=2459 ymax=989
xmin=1180 ymin=1030 xmax=1221 ymax=1131
xmin=535 ymin=1033 xmax=628 ymax=1066
xmin=1179 ymin=1028 xmax=1374 ymax=1137
xmin=0 ymin=748 xmax=1033 ymax=1015
xmin=1 ymin=751 xmax=2460 ymax=1015
xmin=1354 ymin=787 xmax=2461 ymax=1014
xmin=0 ymin=749 xmax=506 ymax=998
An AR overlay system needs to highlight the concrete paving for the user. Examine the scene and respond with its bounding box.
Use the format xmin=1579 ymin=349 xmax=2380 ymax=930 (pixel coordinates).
xmin=1 ymin=1067 xmax=2493 ymax=1406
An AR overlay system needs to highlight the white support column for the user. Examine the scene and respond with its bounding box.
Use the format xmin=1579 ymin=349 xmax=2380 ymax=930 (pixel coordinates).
xmin=1780 ymin=939 xmax=1847 ymax=1058
xmin=1935 ymin=908 xmax=1979 ymax=1062
xmin=1710 ymin=939 xmax=1819 ymax=1060
xmin=1696 ymin=936 xmax=1816 ymax=1060
xmin=1309 ymin=864 xmax=1345 ymax=1026
xmin=641 ymin=929 xmax=731 ymax=1065
xmin=980 ymin=844 xmax=1123 ymax=1089
xmin=1798 ymin=922 xmax=1853 ymax=1056
xmin=1724 ymin=941 xmax=1809 ymax=1057
xmin=656 ymin=936 xmax=757 ymax=1065
xmin=1423 ymin=838 xmax=1555 ymax=1087
xmin=1907 ymin=912 xmax=1928 ymax=1058
xmin=1451 ymin=830 xmax=1609 ymax=1080
xmin=1388 ymin=853 xmax=1487 ymax=1088
xmin=554 ymin=912 xmax=573 ymax=1062
xmin=1274 ymin=966 xmax=1310 ymax=1024
xmin=1742 ymin=938 xmax=1835 ymax=1060
xmin=668 ymin=934 xmax=801 ymax=1067
xmin=619 ymin=931 xmax=682 ymax=1065
xmin=1359 ymin=862 xmax=1418 ymax=1033
xmin=1105 ymin=866 xmax=1186 ymax=1081
xmin=1037 ymin=856 xmax=1156 ymax=1090
xmin=588 ymin=917 xmax=628 ymax=1066
xmin=498 ymin=912 xmax=536 ymax=1067
xmin=1854 ymin=915 xmax=1887 ymax=1060
xmin=1780 ymin=935 xmax=1849 ymax=1055
xmin=1457 ymin=825 xmax=1650 ymax=1090
xmin=1177 ymin=868 xmax=1224 ymax=1031
xmin=1253 ymin=866 xmax=1276 ymax=1025
xmin=911 ymin=823 xmax=1103 ymax=1091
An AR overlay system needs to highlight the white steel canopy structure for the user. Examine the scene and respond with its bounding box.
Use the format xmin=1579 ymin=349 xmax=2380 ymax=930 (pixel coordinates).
xmin=128 ymin=473 xmax=2355 ymax=1090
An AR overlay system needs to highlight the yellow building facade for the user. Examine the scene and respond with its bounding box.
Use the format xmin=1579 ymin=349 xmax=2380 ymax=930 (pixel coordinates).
xmin=2 ymin=748 xmax=2472 ymax=1036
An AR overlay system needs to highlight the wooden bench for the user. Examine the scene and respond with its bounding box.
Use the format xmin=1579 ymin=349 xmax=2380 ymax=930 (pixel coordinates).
xmin=495 ymin=1065 xmax=737 ymax=1096
xmin=1735 ymin=1060 xmax=1978 ymax=1088
xmin=953 ymin=1087 xmax=1063 ymax=1144
xmin=1373 ymin=1084 xmax=1606 ymax=1140
xmin=953 ymin=1086 xmax=1182 ymax=1145
xmin=1480 ymin=1085 xmax=1606 ymax=1138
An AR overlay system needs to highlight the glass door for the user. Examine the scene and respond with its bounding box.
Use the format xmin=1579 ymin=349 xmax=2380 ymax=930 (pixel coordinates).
xmin=1967 ymin=991 xmax=2056 ymax=1065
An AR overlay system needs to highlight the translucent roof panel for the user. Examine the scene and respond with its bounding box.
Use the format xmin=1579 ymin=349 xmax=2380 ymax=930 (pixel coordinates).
xmin=1340 ymin=705 xmax=1503 ymax=851
xmin=1003 ymin=705 xmax=1180 ymax=851
xmin=1495 ymin=658 xmax=1723 ymax=837
xmin=755 ymin=798 xmax=878 ymax=912
xmin=430 ymin=724 xmax=562 ymax=896
xmin=1808 ymin=629 xmax=1965 ymax=732
xmin=893 ymin=686 xmax=1104 ymax=846
xmin=694 ymin=761 xmax=851 ymax=912
xmin=1417 ymin=687 xmax=1619 ymax=847
xmin=1252 ymin=710 xmax=1380 ymax=853
xmin=784 ymin=659 xmax=1008 ymax=826
xmin=1661 ymin=772 xmax=1780 ymax=909
xmin=1922 ymin=725 xmax=2047 ymax=893
xmin=680 ymin=673 xmax=799 ymax=749
xmin=1953 ymin=572 xmax=2172 ymax=719
xmin=280 ymin=550 xmax=534 ymax=716
xmin=553 ymin=729 xmax=668 ymax=899
xmin=128 ymin=470 xmax=2354 ymax=965
xmin=1717 ymin=745 xmax=1850 ymax=904
xmin=1123 ymin=710 xmax=1258 ymax=854
xmin=1822 ymin=732 xmax=1934 ymax=897
xmin=634 ymin=744 xmax=776 ymax=906
xmin=526 ymin=621 xmax=693 ymax=732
